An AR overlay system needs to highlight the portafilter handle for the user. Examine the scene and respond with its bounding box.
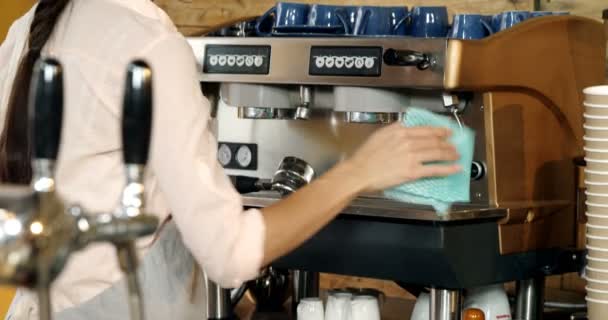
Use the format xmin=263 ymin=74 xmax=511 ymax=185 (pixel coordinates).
xmin=230 ymin=176 xmax=267 ymax=194
xmin=122 ymin=60 xmax=153 ymax=167
xmin=30 ymin=58 xmax=63 ymax=163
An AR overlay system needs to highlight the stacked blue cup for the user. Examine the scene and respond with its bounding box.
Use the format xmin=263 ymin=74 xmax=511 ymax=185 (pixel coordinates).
xmin=254 ymin=2 xmax=570 ymax=38
xmin=449 ymin=14 xmax=493 ymax=39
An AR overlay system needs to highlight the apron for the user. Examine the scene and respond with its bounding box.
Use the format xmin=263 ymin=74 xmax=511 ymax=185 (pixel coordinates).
xmin=6 ymin=222 xmax=208 ymax=320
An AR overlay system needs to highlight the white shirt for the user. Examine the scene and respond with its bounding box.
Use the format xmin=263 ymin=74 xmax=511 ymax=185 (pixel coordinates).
xmin=0 ymin=0 xmax=265 ymax=315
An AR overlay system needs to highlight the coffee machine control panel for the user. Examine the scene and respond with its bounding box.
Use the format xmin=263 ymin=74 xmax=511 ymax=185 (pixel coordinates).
xmin=309 ymin=46 xmax=382 ymax=77
xmin=204 ymin=45 xmax=271 ymax=75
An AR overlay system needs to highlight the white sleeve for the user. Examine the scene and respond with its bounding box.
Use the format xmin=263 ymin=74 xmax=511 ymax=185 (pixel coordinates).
xmin=143 ymin=34 xmax=265 ymax=288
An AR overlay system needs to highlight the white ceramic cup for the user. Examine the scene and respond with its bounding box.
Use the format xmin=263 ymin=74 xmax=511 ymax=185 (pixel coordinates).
xmin=586 ymin=192 xmax=608 ymax=205
xmin=587 ymin=297 xmax=608 ymax=320
xmin=585 ymin=147 xmax=608 ymax=160
xmin=587 ymin=213 xmax=608 ymax=226
xmin=588 ymin=224 xmax=608 ymax=237
xmin=410 ymin=293 xmax=430 ymax=320
xmin=585 ymin=136 xmax=608 ymax=150
xmin=586 ymin=286 xmax=608 ymax=301
xmin=586 ymin=275 xmax=608 ymax=291
xmin=586 ymin=181 xmax=608 ymax=194
xmin=588 ymin=245 xmax=608 ymax=259
xmin=588 ymin=234 xmax=608 ymax=248
xmin=588 ymin=254 xmax=608 ymax=270
xmin=350 ymin=296 xmax=380 ymax=320
xmin=586 ymin=158 xmax=608 ymax=172
xmin=298 ymin=298 xmax=325 ymax=320
xmin=584 ymin=114 xmax=608 ymax=127
xmin=586 ymin=170 xmax=608 ymax=184
xmin=586 ymin=266 xmax=608 ymax=280
xmin=584 ymin=85 xmax=608 ymax=105
xmin=464 ymin=284 xmax=511 ymax=320
xmin=585 ymin=103 xmax=608 ymax=117
xmin=325 ymin=292 xmax=352 ymax=320
xmin=587 ymin=202 xmax=608 ymax=215
xmin=585 ymin=124 xmax=608 ymax=139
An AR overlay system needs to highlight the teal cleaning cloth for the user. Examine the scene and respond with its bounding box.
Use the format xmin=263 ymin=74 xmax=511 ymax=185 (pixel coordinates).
xmin=384 ymin=107 xmax=475 ymax=215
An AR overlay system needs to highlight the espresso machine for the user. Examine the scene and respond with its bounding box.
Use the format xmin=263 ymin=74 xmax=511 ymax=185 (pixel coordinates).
xmin=189 ymin=15 xmax=606 ymax=320
xmin=0 ymin=59 xmax=158 ymax=320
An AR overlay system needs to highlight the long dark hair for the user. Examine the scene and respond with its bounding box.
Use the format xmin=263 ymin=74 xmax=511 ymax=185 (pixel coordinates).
xmin=0 ymin=0 xmax=71 ymax=184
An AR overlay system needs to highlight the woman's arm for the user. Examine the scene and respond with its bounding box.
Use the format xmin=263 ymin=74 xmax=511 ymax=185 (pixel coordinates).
xmin=261 ymin=124 xmax=458 ymax=265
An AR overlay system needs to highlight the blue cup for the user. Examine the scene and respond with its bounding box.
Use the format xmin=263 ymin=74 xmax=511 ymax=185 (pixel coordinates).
xmin=308 ymin=4 xmax=350 ymax=32
xmin=449 ymin=14 xmax=494 ymax=40
xmin=256 ymin=2 xmax=310 ymax=36
xmin=531 ymin=11 xmax=569 ymax=17
xmin=354 ymin=6 xmax=409 ymax=36
xmin=530 ymin=11 xmax=552 ymax=17
xmin=491 ymin=14 xmax=501 ymax=32
xmin=496 ymin=11 xmax=530 ymax=31
xmin=340 ymin=6 xmax=359 ymax=34
xmin=481 ymin=15 xmax=493 ymax=27
xmin=408 ymin=6 xmax=449 ymax=38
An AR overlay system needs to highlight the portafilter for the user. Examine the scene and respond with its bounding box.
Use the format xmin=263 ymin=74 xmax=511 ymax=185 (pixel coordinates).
xmin=271 ymin=157 xmax=315 ymax=196
xmin=229 ymin=156 xmax=315 ymax=195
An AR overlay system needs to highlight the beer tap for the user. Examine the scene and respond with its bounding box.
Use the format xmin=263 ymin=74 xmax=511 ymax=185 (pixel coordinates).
xmin=0 ymin=58 xmax=158 ymax=320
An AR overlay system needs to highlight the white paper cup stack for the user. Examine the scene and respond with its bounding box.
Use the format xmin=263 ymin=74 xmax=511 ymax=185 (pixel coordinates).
xmin=583 ymin=85 xmax=608 ymax=319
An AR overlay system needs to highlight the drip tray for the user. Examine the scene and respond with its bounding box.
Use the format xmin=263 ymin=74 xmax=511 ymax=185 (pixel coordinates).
xmin=242 ymin=191 xmax=505 ymax=222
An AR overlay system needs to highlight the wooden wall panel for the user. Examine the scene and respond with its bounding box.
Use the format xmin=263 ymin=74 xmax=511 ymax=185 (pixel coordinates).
xmin=156 ymin=0 xmax=534 ymax=35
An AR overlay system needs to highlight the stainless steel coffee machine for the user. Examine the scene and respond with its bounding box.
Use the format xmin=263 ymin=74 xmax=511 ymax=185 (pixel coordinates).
xmin=189 ymin=15 xmax=606 ymax=320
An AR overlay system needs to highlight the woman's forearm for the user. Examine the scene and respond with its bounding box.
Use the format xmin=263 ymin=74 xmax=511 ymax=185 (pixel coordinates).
xmin=260 ymin=161 xmax=365 ymax=266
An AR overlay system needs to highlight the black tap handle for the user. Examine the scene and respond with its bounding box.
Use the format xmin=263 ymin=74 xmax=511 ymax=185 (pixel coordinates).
xmin=122 ymin=61 xmax=153 ymax=166
xmin=29 ymin=58 xmax=63 ymax=161
xmin=383 ymin=49 xmax=431 ymax=70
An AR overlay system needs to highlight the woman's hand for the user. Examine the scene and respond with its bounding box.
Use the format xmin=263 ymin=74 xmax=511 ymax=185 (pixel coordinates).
xmin=345 ymin=123 xmax=461 ymax=192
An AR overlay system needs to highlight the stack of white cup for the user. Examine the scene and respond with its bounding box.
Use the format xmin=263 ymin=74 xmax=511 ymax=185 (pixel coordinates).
xmin=583 ymin=85 xmax=608 ymax=319
xmin=296 ymin=291 xmax=381 ymax=320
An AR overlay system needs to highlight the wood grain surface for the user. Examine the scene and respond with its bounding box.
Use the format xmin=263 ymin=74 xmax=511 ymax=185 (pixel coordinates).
xmin=155 ymin=0 xmax=535 ymax=35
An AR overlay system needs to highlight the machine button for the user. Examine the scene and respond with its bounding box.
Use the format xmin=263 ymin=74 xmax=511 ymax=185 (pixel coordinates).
xmin=218 ymin=144 xmax=232 ymax=167
xmin=227 ymin=55 xmax=236 ymax=66
xmin=236 ymin=55 xmax=245 ymax=67
xmin=344 ymin=57 xmax=355 ymax=69
xmin=236 ymin=145 xmax=253 ymax=168
xmin=355 ymin=57 xmax=365 ymax=69
xmin=245 ymin=55 xmax=255 ymax=67
xmin=209 ymin=55 xmax=219 ymax=66
xmin=365 ymin=57 xmax=375 ymax=69
xmin=325 ymin=56 xmax=335 ymax=68
xmin=218 ymin=55 xmax=227 ymax=66
xmin=254 ymin=56 xmax=264 ymax=67
xmin=334 ymin=56 xmax=345 ymax=69
xmin=471 ymin=161 xmax=486 ymax=181
xmin=314 ymin=56 xmax=325 ymax=68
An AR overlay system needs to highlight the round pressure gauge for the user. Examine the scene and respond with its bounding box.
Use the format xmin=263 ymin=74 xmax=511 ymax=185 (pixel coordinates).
xmin=218 ymin=144 xmax=232 ymax=166
xmin=236 ymin=145 xmax=253 ymax=168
